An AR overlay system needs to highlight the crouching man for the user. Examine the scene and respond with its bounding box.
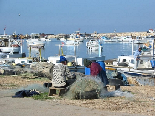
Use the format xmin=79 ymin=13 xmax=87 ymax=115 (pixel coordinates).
xmin=52 ymin=56 xmax=75 ymax=88
xmin=83 ymin=59 xmax=109 ymax=88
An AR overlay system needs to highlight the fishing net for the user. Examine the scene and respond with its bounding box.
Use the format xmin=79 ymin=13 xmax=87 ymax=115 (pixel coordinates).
xmin=64 ymin=75 xmax=107 ymax=99
xmin=101 ymin=90 xmax=134 ymax=98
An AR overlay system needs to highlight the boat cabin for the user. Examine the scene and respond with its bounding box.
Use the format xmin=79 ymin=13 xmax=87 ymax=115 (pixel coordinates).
xmin=116 ymin=55 xmax=135 ymax=67
xmin=0 ymin=35 xmax=11 ymax=39
xmin=115 ymin=55 xmax=153 ymax=68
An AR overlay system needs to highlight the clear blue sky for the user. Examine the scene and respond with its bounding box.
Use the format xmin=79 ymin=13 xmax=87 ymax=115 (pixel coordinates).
xmin=0 ymin=0 xmax=155 ymax=35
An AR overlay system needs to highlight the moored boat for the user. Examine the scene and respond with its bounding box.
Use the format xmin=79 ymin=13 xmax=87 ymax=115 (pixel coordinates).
xmin=86 ymin=39 xmax=102 ymax=51
xmin=0 ymin=46 xmax=20 ymax=53
xmin=0 ymin=38 xmax=21 ymax=53
xmin=63 ymin=40 xmax=79 ymax=45
xmin=28 ymin=41 xmax=45 ymax=48
xmin=117 ymin=36 xmax=133 ymax=42
xmin=27 ymin=33 xmax=45 ymax=48
xmin=101 ymin=36 xmax=118 ymax=42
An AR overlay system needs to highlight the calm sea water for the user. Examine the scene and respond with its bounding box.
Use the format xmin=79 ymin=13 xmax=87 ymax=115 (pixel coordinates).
xmin=21 ymin=38 xmax=140 ymax=60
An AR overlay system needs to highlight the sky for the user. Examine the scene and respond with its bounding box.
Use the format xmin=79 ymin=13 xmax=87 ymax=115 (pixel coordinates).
xmin=0 ymin=0 xmax=155 ymax=35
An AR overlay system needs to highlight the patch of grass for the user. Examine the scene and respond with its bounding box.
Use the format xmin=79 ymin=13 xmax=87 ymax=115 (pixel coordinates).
xmin=30 ymin=77 xmax=50 ymax=81
xmin=9 ymin=83 xmax=17 ymax=87
xmin=0 ymin=75 xmax=5 ymax=78
xmin=32 ymin=92 xmax=54 ymax=100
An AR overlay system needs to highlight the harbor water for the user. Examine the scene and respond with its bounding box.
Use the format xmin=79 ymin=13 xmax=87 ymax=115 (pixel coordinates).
xmin=21 ymin=38 xmax=140 ymax=60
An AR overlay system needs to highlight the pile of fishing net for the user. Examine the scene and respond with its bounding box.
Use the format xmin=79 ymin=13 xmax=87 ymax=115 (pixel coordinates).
xmin=64 ymin=75 xmax=107 ymax=99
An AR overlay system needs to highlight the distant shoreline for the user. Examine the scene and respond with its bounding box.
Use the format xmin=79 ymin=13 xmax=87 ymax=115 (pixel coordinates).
xmin=48 ymin=31 xmax=155 ymax=39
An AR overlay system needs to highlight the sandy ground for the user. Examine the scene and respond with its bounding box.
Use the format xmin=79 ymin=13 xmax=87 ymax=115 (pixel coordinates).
xmin=0 ymin=75 xmax=155 ymax=116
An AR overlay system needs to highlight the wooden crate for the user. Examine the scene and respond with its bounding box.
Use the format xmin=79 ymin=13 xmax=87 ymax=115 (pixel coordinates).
xmin=48 ymin=87 xmax=66 ymax=96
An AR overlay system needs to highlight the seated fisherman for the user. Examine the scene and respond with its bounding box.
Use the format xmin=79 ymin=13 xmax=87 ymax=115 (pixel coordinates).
xmin=52 ymin=56 xmax=75 ymax=88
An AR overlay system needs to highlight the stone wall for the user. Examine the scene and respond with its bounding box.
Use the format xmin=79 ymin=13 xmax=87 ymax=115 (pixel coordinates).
xmin=96 ymin=32 xmax=155 ymax=38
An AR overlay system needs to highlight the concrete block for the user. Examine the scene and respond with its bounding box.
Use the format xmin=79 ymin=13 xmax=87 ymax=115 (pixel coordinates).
xmin=48 ymin=87 xmax=66 ymax=96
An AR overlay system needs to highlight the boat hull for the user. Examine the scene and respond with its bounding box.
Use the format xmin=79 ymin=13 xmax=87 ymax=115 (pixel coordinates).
xmin=0 ymin=47 xmax=20 ymax=53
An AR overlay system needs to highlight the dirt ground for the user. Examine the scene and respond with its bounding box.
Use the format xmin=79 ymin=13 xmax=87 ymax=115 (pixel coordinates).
xmin=0 ymin=75 xmax=155 ymax=116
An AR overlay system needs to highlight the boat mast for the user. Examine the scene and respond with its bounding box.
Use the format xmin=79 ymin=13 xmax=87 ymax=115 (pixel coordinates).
xmin=74 ymin=43 xmax=77 ymax=63
xmin=98 ymin=38 xmax=101 ymax=57
xmin=19 ymin=33 xmax=22 ymax=54
xmin=153 ymin=39 xmax=154 ymax=59
xmin=4 ymin=26 xmax=6 ymax=35
xmin=132 ymin=40 xmax=134 ymax=55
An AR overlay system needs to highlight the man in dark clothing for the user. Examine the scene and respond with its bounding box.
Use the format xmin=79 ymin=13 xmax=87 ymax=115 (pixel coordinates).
xmin=84 ymin=59 xmax=109 ymax=87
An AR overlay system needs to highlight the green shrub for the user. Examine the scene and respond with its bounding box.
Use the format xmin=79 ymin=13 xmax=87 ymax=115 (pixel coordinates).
xmin=32 ymin=92 xmax=53 ymax=100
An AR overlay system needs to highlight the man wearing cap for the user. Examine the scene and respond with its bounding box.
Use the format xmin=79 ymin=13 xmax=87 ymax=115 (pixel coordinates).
xmin=83 ymin=59 xmax=109 ymax=87
xmin=52 ymin=56 xmax=75 ymax=88
xmin=134 ymin=47 xmax=142 ymax=69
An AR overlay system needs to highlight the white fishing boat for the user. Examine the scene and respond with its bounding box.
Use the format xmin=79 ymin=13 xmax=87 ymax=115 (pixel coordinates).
xmin=0 ymin=44 xmax=26 ymax=65
xmin=67 ymin=31 xmax=84 ymax=43
xmin=59 ymin=37 xmax=67 ymax=41
xmin=60 ymin=31 xmax=84 ymax=46
xmin=118 ymin=36 xmax=133 ymax=42
xmin=0 ymin=27 xmax=12 ymax=39
xmin=0 ymin=28 xmax=20 ymax=53
xmin=40 ymin=37 xmax=51 ymax=41
xmin=101 ymin=36 xmax=118 ymax=42
xmin=0 ymin=35 xmax=11 ymax=39
xmin=0 ymin=46 xmax=20 ymax=53
xmin=27 ymin=33 xmax=45 ymax=47
xmin=114 ymin=54 xmax=153 ymax=68
xmin=86 ymin=39 xmax=102 ymax=51
xmin=109 ymin=39 xmax=155 ymax=87
xmin=26 ymin=33 xmax=40 ymax=43
xmin=85 ymin=36 xmax=94 ymax=39
xmin=134 ymin=37 xmax=147 ymax=44
xmin=0 ymin=38 xmax=21 ymax=53
xmin=63 ymin=40 xmax=79 ymax=45
xmin=28 ymin=41 xmax=45 ymax=47
xmin=113 ymin=39 xmax=154 ymax=69
xmin=0 ymin=28 xmax=26 ymax=65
